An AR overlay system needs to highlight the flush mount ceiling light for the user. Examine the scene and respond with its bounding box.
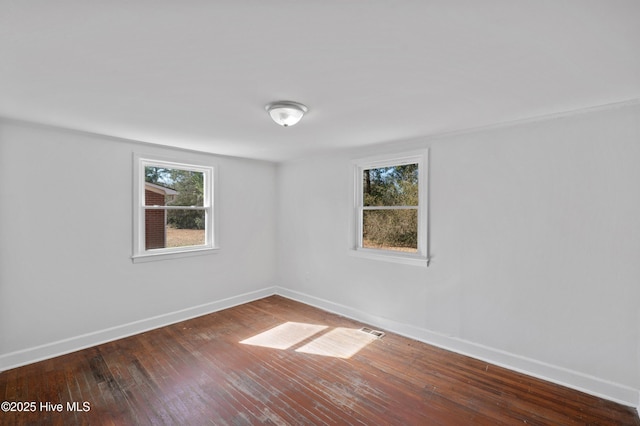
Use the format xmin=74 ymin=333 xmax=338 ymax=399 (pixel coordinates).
xmin=265 ymin=101 xmax=308 ymax=127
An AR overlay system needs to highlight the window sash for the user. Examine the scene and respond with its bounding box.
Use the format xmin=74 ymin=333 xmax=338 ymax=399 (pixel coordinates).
xmin=143 ymin=206 xmax=209 ymax=210
xmin=362 ymin=206 xmax=417 ymax=211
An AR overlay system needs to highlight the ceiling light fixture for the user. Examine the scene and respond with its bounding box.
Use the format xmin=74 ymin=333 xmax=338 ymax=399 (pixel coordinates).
xmin=265 ymin=101 xmax=308 ymax=127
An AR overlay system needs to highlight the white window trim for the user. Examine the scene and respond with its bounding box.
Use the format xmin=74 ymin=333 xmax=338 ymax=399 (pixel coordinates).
xmin=349 ymin=150 xmax=430 ymax=267
xmin=132 ymin=153 xmax=219 ymax=263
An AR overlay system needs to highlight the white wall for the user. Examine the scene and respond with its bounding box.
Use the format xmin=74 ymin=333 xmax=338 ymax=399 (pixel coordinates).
xmin=0 ymin=120 xmax=277 ymax=367
xmin=276 ymin=102 xmax=640 ymax=405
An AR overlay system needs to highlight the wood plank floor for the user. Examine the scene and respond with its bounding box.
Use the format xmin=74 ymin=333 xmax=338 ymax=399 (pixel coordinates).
xmin=1 ymin=295 xmax=638 ymax=425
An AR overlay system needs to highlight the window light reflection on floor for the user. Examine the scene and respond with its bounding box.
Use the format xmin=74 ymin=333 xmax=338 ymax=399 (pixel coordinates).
xmin=295 ymin=327 xmax=377 ymax=359
xmin=240 ymin=322 xmax=378 ymax=359
xmin=239 ymin=322 xmax=328 ymax=350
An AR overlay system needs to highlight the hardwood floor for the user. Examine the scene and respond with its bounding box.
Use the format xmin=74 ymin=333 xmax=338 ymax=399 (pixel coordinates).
xmin=1 ymin=295 xmax=638 ymax=425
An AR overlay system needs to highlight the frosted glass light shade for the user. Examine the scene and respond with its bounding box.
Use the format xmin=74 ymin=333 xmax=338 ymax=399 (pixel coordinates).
xmin=266 ymin=101 xmax=308 ymax=127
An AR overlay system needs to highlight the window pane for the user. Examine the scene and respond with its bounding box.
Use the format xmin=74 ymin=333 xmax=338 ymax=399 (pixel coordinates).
xmin=144 ymin=166 xmax=204 ymax=207
xmin=145 ymin=209 xmax=206 ymax=249
xmin=145 ymin=208 xmax=167 ymax=250
xmin=363 ymin=164 xmax=418 ymax=207
xmin=166 ymin=225 xmax=205 ymax=248
xmin=363 ymin=209 xmax=417 ymax=252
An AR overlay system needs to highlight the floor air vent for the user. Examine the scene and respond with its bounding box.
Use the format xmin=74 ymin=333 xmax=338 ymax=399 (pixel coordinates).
xmin=359 ymin=327 xmax=385 ymax=339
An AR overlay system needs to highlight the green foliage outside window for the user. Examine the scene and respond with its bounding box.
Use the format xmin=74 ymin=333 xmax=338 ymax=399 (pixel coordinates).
xmin=363 ymin=164 xmax=418 ymax=251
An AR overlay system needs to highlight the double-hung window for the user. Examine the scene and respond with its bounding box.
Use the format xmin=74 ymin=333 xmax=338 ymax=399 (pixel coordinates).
xmin=132 ymin=154 xmax=217 ymax=262
xmin=352 ymin=151 xmax=429 ymax=266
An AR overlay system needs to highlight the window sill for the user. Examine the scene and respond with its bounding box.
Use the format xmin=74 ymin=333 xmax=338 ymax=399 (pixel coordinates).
xmin=132 ymin=246 xmax=220 ymax=263
xmin=348 ymin=248 xmax=430 ymax=267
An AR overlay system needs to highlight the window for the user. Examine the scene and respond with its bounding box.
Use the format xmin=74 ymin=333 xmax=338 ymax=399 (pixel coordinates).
xmin=132 ymin=154 xmax=217 ymax=262
xmin=352 ymin=151 xmax=429 ymax=266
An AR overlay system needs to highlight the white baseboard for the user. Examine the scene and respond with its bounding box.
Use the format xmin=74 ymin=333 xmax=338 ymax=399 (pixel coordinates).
xmin=275 ymin=286 xmax=640 ymax=408
xmin=0 ymin=287 xmax=276 ymax=372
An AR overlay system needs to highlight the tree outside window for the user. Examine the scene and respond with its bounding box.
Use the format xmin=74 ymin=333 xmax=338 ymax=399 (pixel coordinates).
xmin=362 ymin=164 xmax=419 ymax=252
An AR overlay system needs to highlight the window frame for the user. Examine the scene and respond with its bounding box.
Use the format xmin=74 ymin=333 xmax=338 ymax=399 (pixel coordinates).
xmin=132 ymin=153 xmax=219 ymax=263
xmin=351 ymin=150 xmax=429 ymax=266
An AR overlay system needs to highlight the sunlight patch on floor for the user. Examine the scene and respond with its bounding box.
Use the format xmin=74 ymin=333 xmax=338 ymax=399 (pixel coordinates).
xmin=239 ymin=322 xmax=328 ymax=350
xmin=296 ymin=327 xmax=378 ymax=359
xmin=240 ymin=323 xmax=378 ymax=358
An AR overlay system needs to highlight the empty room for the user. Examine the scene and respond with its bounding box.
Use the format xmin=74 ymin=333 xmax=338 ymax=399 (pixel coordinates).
xmin=1 ymin=1 xmax=639 ymax=425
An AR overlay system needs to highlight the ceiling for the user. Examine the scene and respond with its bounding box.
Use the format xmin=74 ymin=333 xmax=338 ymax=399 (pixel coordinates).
xmin=1 ymin=1 xmax=639 ymax=162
